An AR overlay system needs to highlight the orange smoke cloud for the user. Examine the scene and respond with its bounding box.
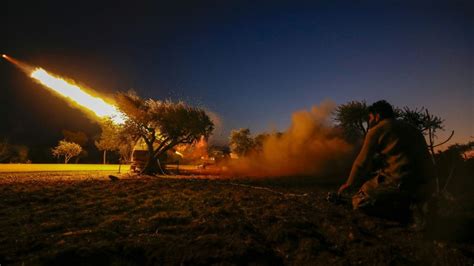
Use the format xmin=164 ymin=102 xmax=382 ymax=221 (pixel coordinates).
xmin=227 ymin=101 xmax=354 ymax=178
xmin=205 ymin=109 xmax=224 ymax=145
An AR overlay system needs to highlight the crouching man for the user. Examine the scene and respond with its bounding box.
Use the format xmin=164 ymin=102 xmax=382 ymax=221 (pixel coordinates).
xmin=338 ymin=100 xmax=435 ymax=223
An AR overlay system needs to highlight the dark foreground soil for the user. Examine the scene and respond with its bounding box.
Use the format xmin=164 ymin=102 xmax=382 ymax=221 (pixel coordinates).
xmin=0 ymin=172 xmax=473 ymax=265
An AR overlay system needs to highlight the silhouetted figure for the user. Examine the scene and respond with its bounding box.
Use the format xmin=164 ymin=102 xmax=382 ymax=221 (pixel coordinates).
xmin=338 ymin=100 xmax=435 ymax=224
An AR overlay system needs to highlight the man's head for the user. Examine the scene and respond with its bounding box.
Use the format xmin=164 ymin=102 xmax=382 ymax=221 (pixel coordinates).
xmin=368 ymin=100 xmax=395 ymax=127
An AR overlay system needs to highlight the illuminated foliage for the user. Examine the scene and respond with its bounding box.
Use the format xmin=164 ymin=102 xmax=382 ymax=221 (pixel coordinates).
xmin=254 ymin=133 xmax=270 ymax=153
xmin=229 ymin=128 xmax=255 ymax=157
xmin=95 ymin=119 xmax=121 ymax=164
xmin=116 ymin=91 xmax=214 ymax=174
xmin=95 ymin=119 xmax=137 ymax=164
xmin=51 ymin=140 xmax=83 ymax=164
xmin=229 ymin=130 xmax=285 ymax=157
xmin=116 ymin=133 xmax=137 ymax=163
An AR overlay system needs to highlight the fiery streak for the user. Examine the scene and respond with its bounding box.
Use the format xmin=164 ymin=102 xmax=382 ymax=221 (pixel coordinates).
xmin=2 ymin=54 xmax=33 ymax=73
xmin=2 ymin=54 xmax=126 ymax=124
xmin=30 ymin=68 xmax=126 ymax=124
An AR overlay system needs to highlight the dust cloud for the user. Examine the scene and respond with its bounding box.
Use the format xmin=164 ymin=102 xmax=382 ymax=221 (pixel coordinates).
xmin=227 ymin=101 xmax=354 ymax=178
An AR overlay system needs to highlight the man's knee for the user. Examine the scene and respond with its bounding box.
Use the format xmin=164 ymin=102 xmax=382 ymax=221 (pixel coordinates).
xmin=352 ymin=180 xmax=407 ymax=214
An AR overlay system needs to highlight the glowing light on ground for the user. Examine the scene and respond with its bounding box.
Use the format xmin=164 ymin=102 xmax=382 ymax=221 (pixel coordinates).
xmin=30 ymin=68 xmax=126 ymax=124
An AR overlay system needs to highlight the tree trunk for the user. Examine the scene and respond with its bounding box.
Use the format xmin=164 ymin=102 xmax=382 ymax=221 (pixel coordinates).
xmin=141 ymin=155 xmax=161 ymax=175
xmin=103 ymin=150 xmax=107 ymax=164
xmin=427 ymin=122 xmax=439 ymax=195
xmin=141 ymin=142 xmax=161 ymax=175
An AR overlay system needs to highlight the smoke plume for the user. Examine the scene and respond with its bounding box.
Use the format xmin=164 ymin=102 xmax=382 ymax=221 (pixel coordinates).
xmin=227 ymin=100 xmax=354 ymax=178
xmin=205 ymin=110 xmax=224 ymax=145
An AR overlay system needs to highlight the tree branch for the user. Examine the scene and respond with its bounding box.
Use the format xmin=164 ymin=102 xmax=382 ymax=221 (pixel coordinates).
xmin=157 ymin=140 xmax=179 ymax=157
xmin=433 ymin=130 xmax=454 ymax=148
xmin=153 ymin=137 xmax=172 ymax=157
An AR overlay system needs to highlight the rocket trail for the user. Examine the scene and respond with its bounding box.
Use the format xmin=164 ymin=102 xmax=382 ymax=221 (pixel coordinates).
xmin=1 ymin=54 xmax=34 ymax=73
xmin=2 ymin=54 xmax=126 ymax=124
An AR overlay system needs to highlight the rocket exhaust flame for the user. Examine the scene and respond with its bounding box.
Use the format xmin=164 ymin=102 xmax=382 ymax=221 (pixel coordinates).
xmin=2 ymin=54 xmax=126 ymax=124
xmin=30 ymin=68 xmax=126 ymax=124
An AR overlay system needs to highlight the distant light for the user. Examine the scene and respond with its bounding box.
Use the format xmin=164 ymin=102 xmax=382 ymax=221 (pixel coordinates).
xmin=1 ymin=54 xmax=6 ymax=58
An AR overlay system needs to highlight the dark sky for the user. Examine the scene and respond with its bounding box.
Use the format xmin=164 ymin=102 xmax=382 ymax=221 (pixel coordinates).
xmin=1 ymin=0 xmax=472 ymax=159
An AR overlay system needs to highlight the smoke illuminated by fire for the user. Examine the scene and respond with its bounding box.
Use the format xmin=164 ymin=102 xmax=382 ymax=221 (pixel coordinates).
xmin=30 ymin=68 xmax=126 ymax=124
xmin=226 ymin=101 xmax=355 ymax=178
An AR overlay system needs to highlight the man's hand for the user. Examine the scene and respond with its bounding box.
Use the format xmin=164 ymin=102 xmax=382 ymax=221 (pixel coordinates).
xmin=338 ymin=183 xmax=351 ymax=195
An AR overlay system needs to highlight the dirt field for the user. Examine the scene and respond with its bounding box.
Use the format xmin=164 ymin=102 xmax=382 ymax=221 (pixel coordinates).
xmin=0 ymin=170 xmax=473 ymax=265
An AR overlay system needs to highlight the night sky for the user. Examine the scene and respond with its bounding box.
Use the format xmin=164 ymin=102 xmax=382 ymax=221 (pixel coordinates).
xmin=1 ymin=0 xmax=472 ymax=161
